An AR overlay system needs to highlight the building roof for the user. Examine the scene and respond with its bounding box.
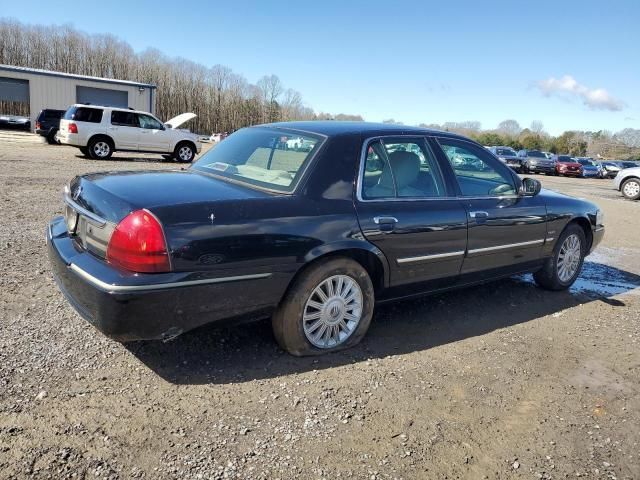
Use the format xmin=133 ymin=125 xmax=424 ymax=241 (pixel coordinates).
xmin=0 ymin=64 xmax=156 ymax=89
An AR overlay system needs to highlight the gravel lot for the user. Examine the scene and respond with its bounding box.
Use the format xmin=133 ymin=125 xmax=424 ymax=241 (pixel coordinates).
xmin=1 ymin=130 xmax=639 ymax=479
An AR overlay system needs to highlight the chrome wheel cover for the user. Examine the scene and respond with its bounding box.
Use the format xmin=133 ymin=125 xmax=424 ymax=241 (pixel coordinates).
xmin=178 ymin=146 xmax=192 ymax=161
xmin=303 ymin=274 xmax=363 ymax=349
xmin=93 ymin=141 xmax=110 ymax=158
xmin=557 ymin=234 xmax=581 ymax=282
xmin=623 ymin=180 xmax=640 ymax=197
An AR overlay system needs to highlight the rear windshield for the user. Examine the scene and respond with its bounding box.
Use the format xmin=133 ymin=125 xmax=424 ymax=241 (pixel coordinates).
xmin=496 ymin=148 xmax=516 ymax=156
xmin=192 ymin=127 xmax=323 ymax=192
xmin=63 ymin=106 xmax=103 ymax=123
xmin=41 ymin=110 xmax=65 ymax=120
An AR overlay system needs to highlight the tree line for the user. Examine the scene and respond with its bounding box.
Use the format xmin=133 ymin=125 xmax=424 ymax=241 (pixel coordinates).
xmin=0 ymin=19 xmax=362 ymax=134
xmin=1 ymin=18 xmax=637 ymax=159
xmin=419 ymin=120 xmax=640 ymax=160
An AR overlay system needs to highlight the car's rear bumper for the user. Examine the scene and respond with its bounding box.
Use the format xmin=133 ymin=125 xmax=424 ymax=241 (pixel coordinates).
xmin=57 ymin=132 xmax=82 ymax=147
xmin=47 ymin=216 xmax=281 ymax=341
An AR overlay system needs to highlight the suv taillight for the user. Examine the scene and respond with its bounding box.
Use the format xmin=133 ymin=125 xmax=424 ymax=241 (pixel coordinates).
xmin=36 ymin=121 xmax=42 ymax=130
xmin=107 ymin=210 xmax=170 ymax=273
xmin=68 ymin=123 xmax=78 ymax=134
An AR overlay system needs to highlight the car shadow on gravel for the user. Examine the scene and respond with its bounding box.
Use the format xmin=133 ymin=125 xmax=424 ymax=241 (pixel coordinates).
xmin=126 ymin=261 xmax=639 ymax=385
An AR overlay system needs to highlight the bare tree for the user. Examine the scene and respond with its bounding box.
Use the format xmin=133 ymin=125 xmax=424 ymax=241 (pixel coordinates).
xmin=497 ymin=119 xmax=522 ymax=137
xmin=530 ymin=120 xmax=544 ymax=134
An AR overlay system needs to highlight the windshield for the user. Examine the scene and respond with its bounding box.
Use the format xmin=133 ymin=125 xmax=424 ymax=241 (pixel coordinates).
xmin=192 ymin=127 xmax=323 ymax=192
xmin=578 ymin=159 xmax=596 ymax=166
xmin=527 ymin=151 xmax=546 ymax=158
xmin=496 ymin=148 xmax=516 ymax=156
xmin=558 ymin=156 xmax=574 ymax=162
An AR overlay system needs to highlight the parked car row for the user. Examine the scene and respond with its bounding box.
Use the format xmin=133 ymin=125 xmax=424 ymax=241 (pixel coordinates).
xmin=485 ymin=145 xmax=638 ymax=180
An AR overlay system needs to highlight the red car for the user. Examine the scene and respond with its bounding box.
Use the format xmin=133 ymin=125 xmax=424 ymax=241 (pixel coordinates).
xmin=555 ymin=155 xmax=583 ymax=177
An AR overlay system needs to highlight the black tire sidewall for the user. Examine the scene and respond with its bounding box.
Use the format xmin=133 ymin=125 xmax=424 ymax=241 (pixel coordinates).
xmin=272 ymin=258 xmax=375 ymax=356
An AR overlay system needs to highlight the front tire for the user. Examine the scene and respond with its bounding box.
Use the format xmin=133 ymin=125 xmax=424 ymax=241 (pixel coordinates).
xmin=175 ymin=143 xmax=195 ymax=163
xmin=621 ymin=178 xmax=640 ymax=200
xmin=88 ymin=138 xmax=113 ymax=160
xmin=534 ymin=224 xmax=586 ymax=291
xmin=272 ymin=257 xmax=375 ymax=356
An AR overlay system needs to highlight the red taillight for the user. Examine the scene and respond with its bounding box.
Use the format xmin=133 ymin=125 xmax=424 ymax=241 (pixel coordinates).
xmin=107 ymin=210 xmax=170 ymax=273
xmin=36 ymin=121 xmax=42 ymax=130
xmin=68 ymin=123 xmax=78 ymax=134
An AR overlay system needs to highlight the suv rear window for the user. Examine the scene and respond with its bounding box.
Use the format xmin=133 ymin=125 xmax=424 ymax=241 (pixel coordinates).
xmin=63 ymin=107 xmax=103 ymax=123
xmin=111 ymin=110 xmax=137 ymax=127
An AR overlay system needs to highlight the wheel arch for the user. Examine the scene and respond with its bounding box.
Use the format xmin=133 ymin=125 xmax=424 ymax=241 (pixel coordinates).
xmin=281 ymin=241 xmax=390 ymax=304
xmin=174 ymin=139 xmax=197 ymax=153
xmin=565 ymin=216 xmax=593 ymax=252
xmin=88 ymin=134 xmax=115 ymax=150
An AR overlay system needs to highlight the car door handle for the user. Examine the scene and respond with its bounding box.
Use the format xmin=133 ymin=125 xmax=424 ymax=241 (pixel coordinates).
xmin=469 ymin=211 xmax=489 ymax=219
xmin=373 ymin=216 xmax=398 ymax=232
xmin=373 ymin=216 xmax=399 ymax=224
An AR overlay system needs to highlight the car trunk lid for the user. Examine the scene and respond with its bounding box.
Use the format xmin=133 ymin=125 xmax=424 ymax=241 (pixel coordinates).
xmin=63 ymin=169 xmax=273 ymax=259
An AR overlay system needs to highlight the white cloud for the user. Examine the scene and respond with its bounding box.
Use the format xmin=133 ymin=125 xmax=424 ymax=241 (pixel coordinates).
xmin=536 ymin=75 xmax=625 ymax=111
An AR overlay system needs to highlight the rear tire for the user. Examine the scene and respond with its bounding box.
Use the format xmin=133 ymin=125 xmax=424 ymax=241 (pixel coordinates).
xmin=534 ymin=224 xmax=586 ymax=291
xmin=272 ymin=257 xmax=375 ymax=356
xmin=175 ymin=142 xmax=195 ymax=163
xmin=88 ymin=137 xmax=113 ymax=160
xmin=621 ymin=178 xmax=640 ymax=200
xmin=79 ymin=147 xmax=90 ymax=157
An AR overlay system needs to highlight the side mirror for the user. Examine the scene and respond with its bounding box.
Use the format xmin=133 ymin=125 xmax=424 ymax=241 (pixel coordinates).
xmin=520 ymin=177 xmax=542 ymax=196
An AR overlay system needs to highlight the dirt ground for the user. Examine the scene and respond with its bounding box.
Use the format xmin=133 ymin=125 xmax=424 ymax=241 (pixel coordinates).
xmin=0 ymin=130 xmax=638 ymax=479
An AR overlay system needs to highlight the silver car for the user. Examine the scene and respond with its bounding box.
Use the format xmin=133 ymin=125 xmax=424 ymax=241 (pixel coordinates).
xmin=614 ymin=167 xmax=640 ymax=200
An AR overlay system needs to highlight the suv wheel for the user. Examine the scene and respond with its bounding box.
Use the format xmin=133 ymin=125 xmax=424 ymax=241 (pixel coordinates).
xmin=175 ymin=143 xmax=195 ymax=163
xmin=272 ymin=257 xmax=375 ymax=356
xmin=621 ymin=178 xmax=640 ymax=200
xmin=534 ymin=224 xmax=586 ymax=290
xmin=89 ymin=138 xmax=113 ymax=160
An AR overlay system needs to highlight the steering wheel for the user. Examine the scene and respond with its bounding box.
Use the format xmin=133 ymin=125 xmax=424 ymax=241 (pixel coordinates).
xmin=489 ymin=183 xmax=514 ymax=195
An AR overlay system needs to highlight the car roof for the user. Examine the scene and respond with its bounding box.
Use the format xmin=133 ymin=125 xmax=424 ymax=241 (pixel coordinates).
xmin=260 ymin=121 xmax=466 ymax=140
xmin=71 ymin=104 xmax=145 ymax=114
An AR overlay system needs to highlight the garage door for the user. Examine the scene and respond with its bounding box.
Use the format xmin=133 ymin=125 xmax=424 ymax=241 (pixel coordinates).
xmin=0 ymin=77 xmax=29 ymax=102
xmin=76 ymin=86 xmax=128 ymax=108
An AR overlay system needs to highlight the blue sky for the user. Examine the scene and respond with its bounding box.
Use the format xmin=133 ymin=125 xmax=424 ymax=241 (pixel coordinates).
xmin=2 ymin=0 xmax=638 ymax=135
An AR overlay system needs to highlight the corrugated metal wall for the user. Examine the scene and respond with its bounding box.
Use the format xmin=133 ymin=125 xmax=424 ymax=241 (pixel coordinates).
xmin=0 ymin=69 xmax=154 ymax=130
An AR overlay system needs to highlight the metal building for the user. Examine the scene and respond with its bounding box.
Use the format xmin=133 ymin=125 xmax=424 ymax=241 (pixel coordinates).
xmin=0 ymin=64 xmax=156 ymax=130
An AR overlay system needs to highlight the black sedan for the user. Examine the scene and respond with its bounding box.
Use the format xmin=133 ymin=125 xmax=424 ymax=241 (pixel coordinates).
xmin=48 ymin=122 xmax=604 ymax=355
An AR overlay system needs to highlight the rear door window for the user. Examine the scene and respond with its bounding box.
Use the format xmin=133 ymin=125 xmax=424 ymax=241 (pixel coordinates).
xmin=362 ymin=138 xmax=446 ymax=199
xmin=110 ymin=111 xmax=137 ymax=127
xmin=64 ymin=107 xmax=103 ymax=123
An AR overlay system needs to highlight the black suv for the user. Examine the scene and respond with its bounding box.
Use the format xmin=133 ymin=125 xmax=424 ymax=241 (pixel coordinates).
xmin=35 ymin=109 xmax=66 ymax=144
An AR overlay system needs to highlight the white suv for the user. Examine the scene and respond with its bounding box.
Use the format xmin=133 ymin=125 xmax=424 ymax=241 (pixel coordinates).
xmin=58 ymin=105 xmax=202 ymax=162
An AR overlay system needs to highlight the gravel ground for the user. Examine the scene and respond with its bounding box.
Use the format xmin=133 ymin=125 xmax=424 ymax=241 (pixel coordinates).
xmin=1 ymin=130 xmax=639 ymax=479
